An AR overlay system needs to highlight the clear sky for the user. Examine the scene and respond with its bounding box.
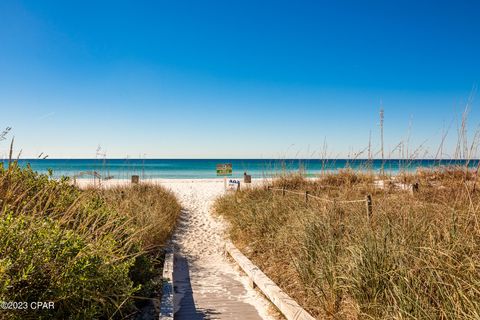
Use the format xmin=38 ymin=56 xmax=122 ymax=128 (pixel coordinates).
xmin=1 ymin=0 xmax=479 ymax=158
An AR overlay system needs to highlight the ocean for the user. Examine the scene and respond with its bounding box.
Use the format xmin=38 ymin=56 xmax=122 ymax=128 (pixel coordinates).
xmin=1 ymin=159 xmax=477 ymax=179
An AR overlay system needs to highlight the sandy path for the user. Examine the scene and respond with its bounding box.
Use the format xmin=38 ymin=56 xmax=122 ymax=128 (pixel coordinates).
xmin=162 ymin=180 xmax=275 ymax=320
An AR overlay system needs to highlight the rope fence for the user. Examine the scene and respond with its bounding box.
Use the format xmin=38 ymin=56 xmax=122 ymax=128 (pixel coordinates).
xmin=265 ymin=181 xmax=421 ymax=220
xmin=267 ymin=186 xmax=373 ymax=219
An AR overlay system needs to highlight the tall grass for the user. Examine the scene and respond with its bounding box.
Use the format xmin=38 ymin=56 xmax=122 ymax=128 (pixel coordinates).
xmin=214 ymin=169 xmax=480 ymax=319
xmin=96 ymin=184 xmax=181 ymax=251
xmin=0 ymin=161 xmax=180 ymax=319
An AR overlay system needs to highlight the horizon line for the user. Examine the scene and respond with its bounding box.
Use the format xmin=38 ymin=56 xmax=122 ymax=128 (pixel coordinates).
xmin=6 ymin=158 xmax=480 ymax=161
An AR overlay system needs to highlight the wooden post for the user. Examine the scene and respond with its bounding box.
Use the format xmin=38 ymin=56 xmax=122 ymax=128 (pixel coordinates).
xmin=305 ymin=191 xmax=309 ymax=203
xmin=411 ymin=182 xmax=419 ymax=195
xmin=131 ymin=175 xmax=139 ymax=184
xmin=282 ymin=187 xmax=286 ymax=197
xmin=365 ymin=194 xmax=373 ymax=220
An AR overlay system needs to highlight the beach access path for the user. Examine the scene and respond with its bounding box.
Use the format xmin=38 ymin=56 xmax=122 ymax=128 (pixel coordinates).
xmin=162 ymin=179 xmax=276 ymax=320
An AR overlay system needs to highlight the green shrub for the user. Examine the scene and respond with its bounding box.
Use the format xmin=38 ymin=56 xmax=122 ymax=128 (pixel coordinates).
xmin=0 ymin=163 xmax=181 ymax=319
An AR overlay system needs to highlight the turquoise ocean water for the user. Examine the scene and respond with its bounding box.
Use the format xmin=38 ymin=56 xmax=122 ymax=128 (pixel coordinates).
xmin=2 ymin=159 xmax=478 ymax=179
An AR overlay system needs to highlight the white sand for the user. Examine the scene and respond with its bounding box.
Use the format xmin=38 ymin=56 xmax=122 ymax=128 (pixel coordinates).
xmin=73 ymin=177 xmax=267 ymax=189
xmin=75 ymin=178 xmax=277 ymax=319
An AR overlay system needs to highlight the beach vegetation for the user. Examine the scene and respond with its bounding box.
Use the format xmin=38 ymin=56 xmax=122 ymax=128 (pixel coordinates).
xmin=215 ymin=168 xmax=480 ymax=319
xmin=0 ymin=160 xmax=181 ymax=319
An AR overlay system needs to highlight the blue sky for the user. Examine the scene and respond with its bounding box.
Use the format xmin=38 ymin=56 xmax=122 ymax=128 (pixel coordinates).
xmin=0 ymin=0 xmax=479 ymax=158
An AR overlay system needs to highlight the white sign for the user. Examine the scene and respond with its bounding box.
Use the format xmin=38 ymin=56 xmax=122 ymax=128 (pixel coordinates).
xmin=227 ymin=179 xmax=240 ymax=190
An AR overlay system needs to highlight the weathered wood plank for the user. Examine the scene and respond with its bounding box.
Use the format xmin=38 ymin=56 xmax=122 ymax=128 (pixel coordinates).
xmin=225 ymin=241 xmax=315 ymax=320
xmin=159 ymin=246 xmax=175 ymax=320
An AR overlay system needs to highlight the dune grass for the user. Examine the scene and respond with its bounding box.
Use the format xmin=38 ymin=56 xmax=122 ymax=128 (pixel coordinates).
xmin=214 ymin=169 xmax=480 ymax=319
xmin=96 ymin=184 xmax=181 ymax=251
xmin=0 ymin=162 xmax=181 ymax=319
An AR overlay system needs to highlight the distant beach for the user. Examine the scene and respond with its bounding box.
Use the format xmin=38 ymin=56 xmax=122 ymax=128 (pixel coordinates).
xmin=3 ymin=158 xmax=478 ymax=180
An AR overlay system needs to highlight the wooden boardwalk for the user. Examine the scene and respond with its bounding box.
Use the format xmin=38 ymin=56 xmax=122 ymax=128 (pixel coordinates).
xmin=173 ymin=253 xmax=265 ymax=319
xmin=165 ymin=181 xmax=274 ymax=320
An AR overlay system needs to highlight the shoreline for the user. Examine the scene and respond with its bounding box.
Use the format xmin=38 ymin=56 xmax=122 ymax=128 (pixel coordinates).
xmin=72 ymin=177 xmax=268 ymax=189
xmin=6 ymin=159 xmax=476 ymax=183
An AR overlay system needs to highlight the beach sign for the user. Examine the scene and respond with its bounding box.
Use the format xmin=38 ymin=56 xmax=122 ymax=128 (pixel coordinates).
xmin=216 ymin=163 xmax=233 ymax=176
xmin=227 ymin=179 xmax=241 ymax=191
